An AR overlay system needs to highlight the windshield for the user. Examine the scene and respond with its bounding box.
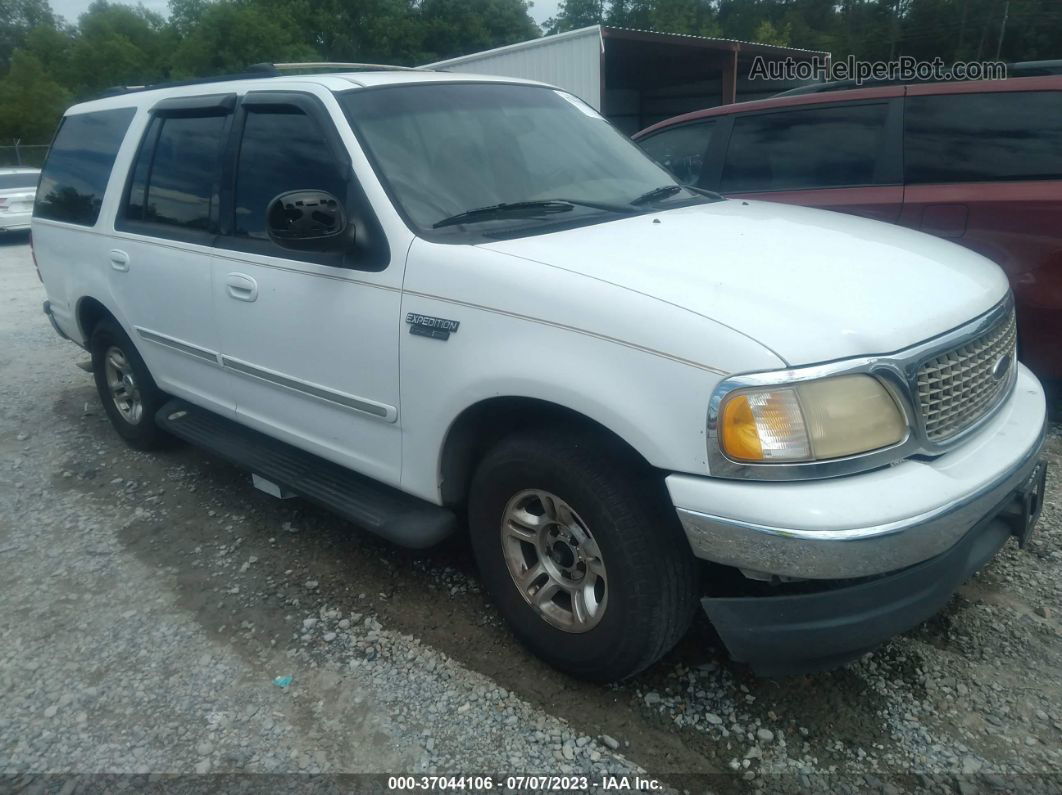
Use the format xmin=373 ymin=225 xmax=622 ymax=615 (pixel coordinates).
xmin=339 ymin=83 xmax=700 ymax=239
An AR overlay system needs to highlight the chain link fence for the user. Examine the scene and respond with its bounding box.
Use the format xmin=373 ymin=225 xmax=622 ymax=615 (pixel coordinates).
xmin=0 ymin=144 xmax=49 ymax=168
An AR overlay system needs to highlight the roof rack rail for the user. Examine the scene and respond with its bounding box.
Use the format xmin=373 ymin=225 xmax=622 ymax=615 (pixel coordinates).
xmin=94 ymin=65 xmax=281 ymax=98
xmin=91 ymin=61 xmax=424 ymax=100
xmin=270 ymin=61 xmax=425 ymax=72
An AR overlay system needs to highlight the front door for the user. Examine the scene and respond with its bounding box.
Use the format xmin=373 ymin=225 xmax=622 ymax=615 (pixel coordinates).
xmin=211 ymin=90 xmax=403 ymax=486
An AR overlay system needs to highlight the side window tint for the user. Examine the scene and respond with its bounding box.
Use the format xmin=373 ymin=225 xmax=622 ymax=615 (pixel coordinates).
xmin=638 ymin=122 xmax=715 ymax=185
xmin=234 ymin=108 xmax=346 ymax=240
xmin=905 ymin=92 xmax=1062 ymax=183
xmin=35 ymin=108 xmax=135 ymax=225
xmin=126 ymin=116 xmax=159 ymax=221
xmin=721 ymin=103 xmax=889 ymax=192
xmin=139 ymin=114 xmax=227 ymax=230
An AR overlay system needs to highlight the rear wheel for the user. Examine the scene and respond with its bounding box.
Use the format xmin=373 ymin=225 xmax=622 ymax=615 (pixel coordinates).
xmin=90 ymin=318 xmax=169 ymax=450
xmin=469 ymin=429 xmax=698 ymax=681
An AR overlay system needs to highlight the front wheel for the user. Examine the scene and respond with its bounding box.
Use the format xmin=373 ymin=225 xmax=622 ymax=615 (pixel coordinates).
xmin=468 ymin=429 xmax=698 ymax=681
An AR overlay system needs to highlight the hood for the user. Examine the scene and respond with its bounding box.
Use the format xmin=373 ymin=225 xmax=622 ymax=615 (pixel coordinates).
xmin=479 ymin=200 xmax=1010 ymax=367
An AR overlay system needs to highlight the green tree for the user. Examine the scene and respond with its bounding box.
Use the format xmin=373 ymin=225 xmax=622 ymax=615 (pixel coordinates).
xmin=419 ymin=0 xmax=540 ymax=61
xmin=0 ymin=0 xmax=56 ymax=70
xmin=170 ymin=1 xmax=318 ymax=76
xmin=753 ymin=18 xmax=791 ymax=46
xmin=65 ymin=1 xmax=170 ymax=95
xmin=0 ymin=49 xmax=70 ymax=142
xmin=546 ymin=0 xmax=605 ymax=34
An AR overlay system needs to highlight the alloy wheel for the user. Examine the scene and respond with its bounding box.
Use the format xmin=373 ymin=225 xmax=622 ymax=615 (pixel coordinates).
xmin=500 ymin=489 xmax=608 ymax=632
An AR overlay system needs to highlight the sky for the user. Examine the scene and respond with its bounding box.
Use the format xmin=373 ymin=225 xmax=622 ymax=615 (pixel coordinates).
xmin=50 ymin=0 xmax=562 ymax=30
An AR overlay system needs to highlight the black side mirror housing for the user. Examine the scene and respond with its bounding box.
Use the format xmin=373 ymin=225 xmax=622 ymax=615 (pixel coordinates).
xmin=266 ymin=190 xmax=353 ymax=251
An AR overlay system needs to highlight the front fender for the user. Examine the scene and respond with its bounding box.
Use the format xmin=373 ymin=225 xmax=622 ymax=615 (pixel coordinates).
xmin=398 ymin=241 xmax=783 ymax=503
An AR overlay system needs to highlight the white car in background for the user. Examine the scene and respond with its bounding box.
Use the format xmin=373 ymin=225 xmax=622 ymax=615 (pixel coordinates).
xmin=0 ymin=167 xmax=40 ymax=233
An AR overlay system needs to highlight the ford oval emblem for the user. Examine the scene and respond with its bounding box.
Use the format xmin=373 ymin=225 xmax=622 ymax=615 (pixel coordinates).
xmin=992 ymin=355 xmax=1012 ymax=381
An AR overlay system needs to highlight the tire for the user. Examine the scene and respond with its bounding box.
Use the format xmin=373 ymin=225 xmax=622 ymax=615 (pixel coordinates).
xmin=468 ymin=428 xmax=698 ymax=681
xmin=90 ymin=318 xmax=169 ymax=450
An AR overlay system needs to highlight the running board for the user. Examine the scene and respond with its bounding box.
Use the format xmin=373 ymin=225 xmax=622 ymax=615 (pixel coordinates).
xmin=156 ymin=399 xmax=456 ymax=548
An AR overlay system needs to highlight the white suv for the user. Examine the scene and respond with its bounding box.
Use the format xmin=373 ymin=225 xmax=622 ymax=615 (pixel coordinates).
xmin=33 ymin=66 xmax=1048 ymax=681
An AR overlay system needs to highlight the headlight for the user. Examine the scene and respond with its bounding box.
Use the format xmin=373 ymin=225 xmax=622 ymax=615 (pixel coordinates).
xmin=718 ymin=374 xmax=906 ymax=463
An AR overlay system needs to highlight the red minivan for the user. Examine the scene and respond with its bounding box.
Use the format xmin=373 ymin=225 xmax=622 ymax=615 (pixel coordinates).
xmin=634 ymin=77 xmax=1062 ymax=381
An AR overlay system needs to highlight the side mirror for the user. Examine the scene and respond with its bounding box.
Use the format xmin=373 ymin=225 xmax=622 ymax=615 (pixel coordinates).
xmin=266 ymin=190 xmax=352 ymax=251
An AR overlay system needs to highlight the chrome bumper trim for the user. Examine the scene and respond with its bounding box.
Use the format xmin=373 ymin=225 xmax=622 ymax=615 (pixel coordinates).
xmin=677 ymin=420 xmax=1046 ymax=580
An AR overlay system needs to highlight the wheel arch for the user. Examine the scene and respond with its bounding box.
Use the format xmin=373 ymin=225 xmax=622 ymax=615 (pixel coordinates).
xmin=438 ymin=396 xmax=655 ymax=508
xmin=76 ymin=295 xmax=122 ymax=344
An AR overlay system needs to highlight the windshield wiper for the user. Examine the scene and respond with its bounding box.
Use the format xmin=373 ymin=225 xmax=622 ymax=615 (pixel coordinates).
xmin=630 ymin=184 xmax=724 ymax=206
xmin=432 ymin=198 xmax=632 ymax=229
xmin=631 ymin=185 xmax=682 ymax=205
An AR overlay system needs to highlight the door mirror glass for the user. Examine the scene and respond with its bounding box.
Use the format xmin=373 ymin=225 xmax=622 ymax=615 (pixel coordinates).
xmin=266 ymin=190 xmax=350 ymax=250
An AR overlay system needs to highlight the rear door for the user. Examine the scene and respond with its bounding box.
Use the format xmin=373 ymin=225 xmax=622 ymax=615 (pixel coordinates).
xmin=901 ymin=85 xmax=1062 ymax=378
xmin=710 ymin=98 xmax=904 ymax=223
xmin=110 ymin=93 xmax=235 ymax=416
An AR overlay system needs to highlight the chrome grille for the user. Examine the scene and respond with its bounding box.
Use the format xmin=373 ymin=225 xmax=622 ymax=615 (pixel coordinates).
xmin=916 ymin=310 xmax=1017 ymax=442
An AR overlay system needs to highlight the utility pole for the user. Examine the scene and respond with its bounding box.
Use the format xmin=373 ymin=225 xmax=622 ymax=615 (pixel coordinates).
xmin=995 ymin=0 xmax=1010 ymax=60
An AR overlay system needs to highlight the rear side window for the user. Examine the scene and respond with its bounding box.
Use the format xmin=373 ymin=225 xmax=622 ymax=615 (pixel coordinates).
xmin=905 ymin=91 xmax=1062 ymax=183
xmin=34 ymin=108 xmax=135 ymax=225
xmin=234 ymin=108 xmax=346 ymax=240
xmin=126 ymin=114 xmax=227 ymax=231
xmin=638 ymin=122 xmax=715 ymax=185
xmin=0 ymin=173 xmax=39 ymax=190
xmin=721 ymin=103 xmax=889 ymax=192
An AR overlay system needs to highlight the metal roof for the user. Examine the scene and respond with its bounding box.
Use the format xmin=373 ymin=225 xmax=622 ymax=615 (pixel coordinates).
xmin=425 ymin=25 xmax=829 ymax=69
xmin=601 ymin=26 xmax=829 ymax=57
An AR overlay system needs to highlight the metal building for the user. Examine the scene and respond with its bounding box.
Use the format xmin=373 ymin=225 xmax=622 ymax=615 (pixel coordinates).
xmin=425 ymin=26 xmax=830 ymax=134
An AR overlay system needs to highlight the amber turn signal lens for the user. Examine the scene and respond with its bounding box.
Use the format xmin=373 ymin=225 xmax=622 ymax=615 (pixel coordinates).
xmin=720 ymin=388 xmax=810 ymax=462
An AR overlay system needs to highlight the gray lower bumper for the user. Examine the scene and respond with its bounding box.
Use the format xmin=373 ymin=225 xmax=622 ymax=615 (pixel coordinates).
xmin=676 ymin=422 xmax=1047 ymax=580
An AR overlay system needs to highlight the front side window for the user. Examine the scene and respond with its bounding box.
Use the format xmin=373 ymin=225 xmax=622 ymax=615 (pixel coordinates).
xmin=234 ymin=108 xmax=346 ymax=240
xmin=638 ymin=122 xmax=716 ymax=186
xmin=126 ymin=114 xmax=227 ymax=231
xmin=905 ymin=91 xmax=1062 ymax=183
xmin=721 ymin=103 xmax=889 ymax=193
xmin=35 ymin=108 xmax=135 ymax=225
xmin=340 ymin=83 xmax=709 ymax=240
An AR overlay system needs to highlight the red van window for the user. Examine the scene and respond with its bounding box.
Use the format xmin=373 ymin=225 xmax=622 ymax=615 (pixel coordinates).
xmin=905 ymin=91 xmax=1062 ymax=183
xmin=721 ymin=103 xmax=889 ymax=192
xmin=638 ymin=122 xmax=715 ymax=185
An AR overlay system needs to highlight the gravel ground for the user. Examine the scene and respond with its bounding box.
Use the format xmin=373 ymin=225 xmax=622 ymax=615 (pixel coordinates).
xmin=1 ymin=233 xmax=1060 ymax=792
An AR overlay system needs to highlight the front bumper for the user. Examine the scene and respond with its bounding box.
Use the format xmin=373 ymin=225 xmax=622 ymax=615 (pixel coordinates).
xmin=668 ymin=364 xmax=1047 ymax=580
xmin=702 ymin=463 xmax=1046 ymax=676
xmin=666 ymin=363 xmax=1049 ymax=676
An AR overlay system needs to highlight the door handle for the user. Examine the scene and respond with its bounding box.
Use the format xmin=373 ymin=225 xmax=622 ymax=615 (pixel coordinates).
xmin=109 ymin=249 xmax=130 ymax=272
xmin=225 ymin=272 xmax=258 ymax=302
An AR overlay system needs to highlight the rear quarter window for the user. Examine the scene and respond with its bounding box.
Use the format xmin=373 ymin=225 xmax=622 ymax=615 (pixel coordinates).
xmin=34 ymin=108 xmax=136 ymax=226
xmin=905 ymin=91 xmax=1062 ymax=183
